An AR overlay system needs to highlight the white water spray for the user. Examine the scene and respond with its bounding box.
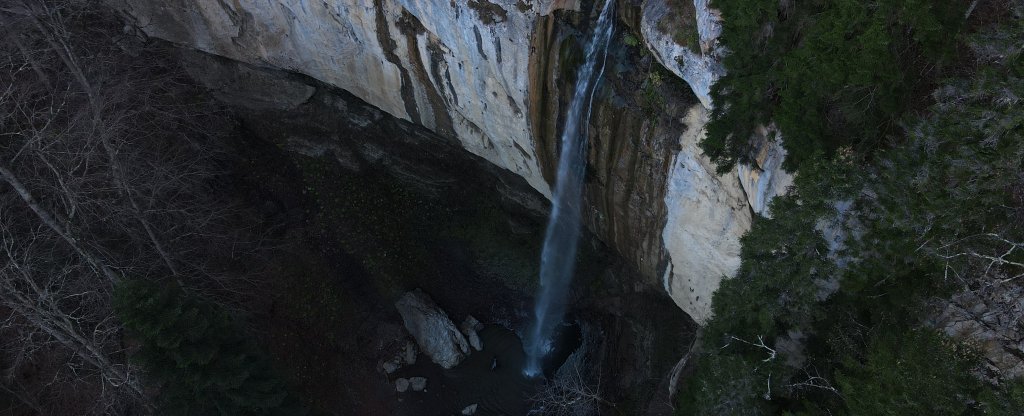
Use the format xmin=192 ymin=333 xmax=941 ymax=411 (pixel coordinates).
xmin=523 ymin=0 xmax=615 ymax=377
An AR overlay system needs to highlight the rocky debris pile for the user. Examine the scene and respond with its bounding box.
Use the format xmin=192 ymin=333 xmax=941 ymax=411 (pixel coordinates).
xmin=394 ymin=376 xmax=428 ymax=393
xmin=395 ymin=290 xmax=470 ymax=369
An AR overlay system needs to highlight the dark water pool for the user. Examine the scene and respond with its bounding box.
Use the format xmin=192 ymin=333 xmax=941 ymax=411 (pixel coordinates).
xmin=393 ymin=323 xmax=581 ymax=416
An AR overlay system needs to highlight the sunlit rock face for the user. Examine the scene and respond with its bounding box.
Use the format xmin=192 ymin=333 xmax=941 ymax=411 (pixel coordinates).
xmin=639 ymin=0 xmax=792 ymax=216
xmin=639 ymin=0 xmax=724 ymax=108
xmin=662 ymin=105 xmax=751 ymax=324
xmin=115 ymin=0 xmax=782 ymax=324
xmin=113 ymin=0 xmax=587 ymax=197
xmin=737 ymin=126 xmax=795 ymax=217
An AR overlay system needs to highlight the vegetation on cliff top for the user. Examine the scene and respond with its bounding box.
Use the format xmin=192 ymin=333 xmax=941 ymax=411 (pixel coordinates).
xmin=680 ymin=3 xmax=1024 ymax=414
xmin=700 ymin=0 xmax=967 ymax=171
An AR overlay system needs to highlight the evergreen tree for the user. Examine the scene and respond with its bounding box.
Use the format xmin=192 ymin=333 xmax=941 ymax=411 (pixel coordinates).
xmin=114 ymin=280 xmax=307 ymax=416
xmin=677 ymin=12 xmax=1024 ymax=415
xmin=837 ymin=329 xmax=981 ymax=416
xmin=701 ymin=0 xmax=966 ymax=171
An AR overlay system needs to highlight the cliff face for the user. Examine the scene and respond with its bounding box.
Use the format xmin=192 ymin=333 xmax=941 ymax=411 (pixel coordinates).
xmin=115 ymin=0 xmax=577 ymax=196
xmin=115 ymin=0 xmax=787 ymax=324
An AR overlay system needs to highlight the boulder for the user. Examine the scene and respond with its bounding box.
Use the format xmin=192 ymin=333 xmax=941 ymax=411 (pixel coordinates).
xmin=461 ymin=403 xmax=479 ymax=415
xmin=409 ymin=377 xmax=428 ymax=392
xmin=382 ymin=357 xmax=401 ymax=374
xmin=395 ymin=290 xmax=469 ymax=369
xmin=460 ymin=316 xmax=484 ymax=351
xmin=395 ymin=378 xmax=409 ymax=393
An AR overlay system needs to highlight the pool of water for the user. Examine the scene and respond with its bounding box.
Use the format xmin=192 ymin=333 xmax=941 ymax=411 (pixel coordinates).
xmin=392 ymin=323 xmax=581 ymax=416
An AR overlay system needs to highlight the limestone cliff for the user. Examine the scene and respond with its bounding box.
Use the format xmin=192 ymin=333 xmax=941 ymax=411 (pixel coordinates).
xmin=114 ymin=0 xmax=782 ymax=324
xmin=114 ymin=0 xmax=576 ymax=196
xmin=638 ymin=0 xmax=723 ymax=108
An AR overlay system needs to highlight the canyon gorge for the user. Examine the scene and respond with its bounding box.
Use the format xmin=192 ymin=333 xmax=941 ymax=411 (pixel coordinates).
xmin=5 ymin=0 xmax=1018 ymax=414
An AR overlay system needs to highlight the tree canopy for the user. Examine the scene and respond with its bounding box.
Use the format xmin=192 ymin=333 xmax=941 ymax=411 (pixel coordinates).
xmin=678 ymin=8 xmax=1024 ymax=415
xmin=701 ymin=0 xmax=967 ymax=171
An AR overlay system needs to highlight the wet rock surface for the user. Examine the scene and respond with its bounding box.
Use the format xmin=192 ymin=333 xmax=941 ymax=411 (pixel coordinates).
xmin=391 ymin=325 xmax=539 ymax=416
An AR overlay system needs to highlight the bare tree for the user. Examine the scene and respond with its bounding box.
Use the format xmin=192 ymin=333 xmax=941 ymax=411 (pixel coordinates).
xmin=0 ymin=0 xmax=259 ymax=413
xmin=0 ymin=216 xmax=143 ymax=414
xmin=529 ymin=323 xmax=609 ymax=416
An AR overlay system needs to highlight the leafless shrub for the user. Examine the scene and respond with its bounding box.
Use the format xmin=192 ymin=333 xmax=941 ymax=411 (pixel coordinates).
xmin=0 ymin=0 xmax=260 ymax=413
xmin=529 ymin=322 xmax=609 ymax=416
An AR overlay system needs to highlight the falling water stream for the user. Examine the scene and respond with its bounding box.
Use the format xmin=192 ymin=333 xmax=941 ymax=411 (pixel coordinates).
xmin=523 ymin=0 xmax=615 ymax=377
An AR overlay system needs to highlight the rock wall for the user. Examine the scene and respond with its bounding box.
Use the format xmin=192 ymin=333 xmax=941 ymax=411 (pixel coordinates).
xmin=930 ymin=289 xmax=1024 ymax=382
xmin=638 ymin=0 xmax=723 ymax=108
xmin=661 ymin=106 xmax=751 ymax=324
xmin=114 ymin=0 xmax=785 ymax=324
xmin=114 ymin=0 xmax=580 ymax=196
xmin=527 ymin=7 xmax=682 ymax=287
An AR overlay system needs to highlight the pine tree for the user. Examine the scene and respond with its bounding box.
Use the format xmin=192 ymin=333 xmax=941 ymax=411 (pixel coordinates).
xmin=676 ymin=13 xmax=1024 ymax=415
xmin=114 ymin=280 xmax=307 ymax=416
xmin=701 ymin=0 xmax=966 ymax=172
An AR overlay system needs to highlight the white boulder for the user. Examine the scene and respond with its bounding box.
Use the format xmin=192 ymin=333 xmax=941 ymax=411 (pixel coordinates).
xmin=395 ymin=290 xmax=469 ymax=369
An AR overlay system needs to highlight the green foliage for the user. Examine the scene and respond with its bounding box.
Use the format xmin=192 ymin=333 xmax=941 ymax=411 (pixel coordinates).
xmin=115 ymin=280 xmax=306 ymax=416
xmin=979 ymin=380 xmax=1024 ymax=416
xmin=837 ymin=329 xmax=981 ymax=415
xmin=705 ymin=195 xmax=831 ymax=341
xmin=678 ymin=15 xmax=1024 ymax=416
xmin=657 ymin=0 xmax=701 ymax=53
xmin=678 ymin=354 xmax=773 ymax=416
xmin=702 ymin=0 xmax=967 ymax=172
xmin=623 ymin=33 xmax=640 ymax=47
xmin=706 ymin=153 xmax=861 ymax=343
xmin=641 ymin=70 xmax=667 ymax=119
xmin=854 ymin=27 xmax=1024 ymax=287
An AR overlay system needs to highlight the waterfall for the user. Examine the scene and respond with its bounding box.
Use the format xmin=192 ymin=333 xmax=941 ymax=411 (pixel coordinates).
xmin=523 ymin=0 xmax=615 ymax=377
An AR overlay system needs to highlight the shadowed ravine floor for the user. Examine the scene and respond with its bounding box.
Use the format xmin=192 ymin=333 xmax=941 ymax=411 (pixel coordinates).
xmin=392 ymin=324 xmax=580 ymax=416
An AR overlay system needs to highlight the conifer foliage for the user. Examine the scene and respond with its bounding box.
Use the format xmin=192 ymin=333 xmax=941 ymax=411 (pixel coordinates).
xmin=677 ymin=5 xmax=1024 ymax=415
xmin=114 ymin=280 xmax=306 ymax=415
xmin=701 ymin=0 xmax=967 ymax=171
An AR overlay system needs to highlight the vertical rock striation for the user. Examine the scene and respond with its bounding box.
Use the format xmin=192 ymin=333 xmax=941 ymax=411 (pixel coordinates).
xmin=113 ymin=0 xmax=586 ymax=196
